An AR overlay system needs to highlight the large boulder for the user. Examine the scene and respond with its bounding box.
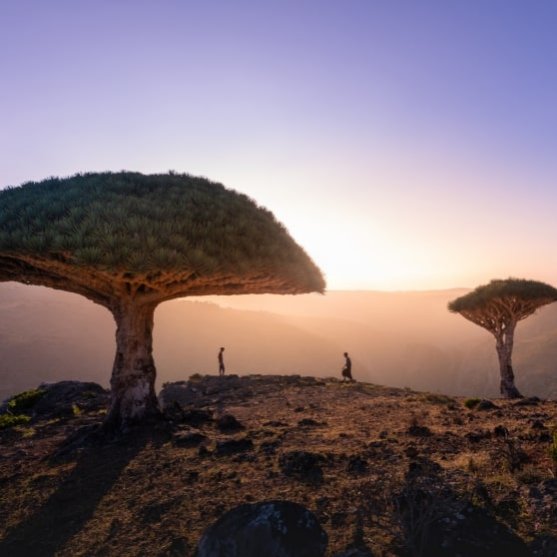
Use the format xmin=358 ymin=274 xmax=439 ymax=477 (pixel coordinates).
xmin=196 ymin=500 xmax=327 ymax=557
xmin=1 ymin=381 xmax=108 ymax=420
xmin=34 ymin=381 xmax=108 ymax=419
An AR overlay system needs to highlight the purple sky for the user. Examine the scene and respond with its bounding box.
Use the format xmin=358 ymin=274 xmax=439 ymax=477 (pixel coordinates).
xmin=2 ymin=1 xmax=557 ymax=290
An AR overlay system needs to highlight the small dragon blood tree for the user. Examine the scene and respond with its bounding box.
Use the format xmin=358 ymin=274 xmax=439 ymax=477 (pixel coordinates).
xmin=448 ymin=278 xmax=557 ymax=399
xmin=0 ymin=172 xmax=325 ymax=430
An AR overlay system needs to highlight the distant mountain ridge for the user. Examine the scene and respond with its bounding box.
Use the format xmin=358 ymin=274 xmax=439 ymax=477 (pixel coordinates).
xmin=1 ymin=283 xmax=557 ymax=402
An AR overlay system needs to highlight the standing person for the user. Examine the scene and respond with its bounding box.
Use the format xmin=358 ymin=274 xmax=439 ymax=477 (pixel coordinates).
xmin=218 ymin=347 xmax=225 ymax=376
xmin=341 ymin=352 xmax=354 ymax=382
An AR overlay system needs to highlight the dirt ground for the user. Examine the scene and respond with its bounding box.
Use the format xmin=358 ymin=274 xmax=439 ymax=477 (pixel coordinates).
xmin=1 ymin=375 xmax=556 ymax=556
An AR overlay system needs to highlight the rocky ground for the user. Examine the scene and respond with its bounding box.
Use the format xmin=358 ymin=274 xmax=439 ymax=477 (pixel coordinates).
xmin=0 ymin=375 xmax=557 ymax=556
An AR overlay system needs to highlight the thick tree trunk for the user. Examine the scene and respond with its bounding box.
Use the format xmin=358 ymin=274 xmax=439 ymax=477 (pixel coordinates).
xmin=495 ymin=323 xmax=522 ymax=399
xmin=105 ymin=300 xmax=160 ymax=431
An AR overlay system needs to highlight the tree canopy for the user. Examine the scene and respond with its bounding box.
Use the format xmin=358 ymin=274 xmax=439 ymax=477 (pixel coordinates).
xmin=0 ymin=171 xmax=325 ymax=306
xmin=448 ymin=278 xmax=557 ymax=333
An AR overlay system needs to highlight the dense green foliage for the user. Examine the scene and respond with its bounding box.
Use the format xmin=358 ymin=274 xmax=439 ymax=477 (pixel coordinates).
xmin=448 ymin=279 xmax=557 ymax=313
xmin=0 ymin=413 xmax=31 ymax=430
xmin=7 ymin=388 xmax=44 ymax=414
xmin=0 ymin=172 xmax=324 ymax=289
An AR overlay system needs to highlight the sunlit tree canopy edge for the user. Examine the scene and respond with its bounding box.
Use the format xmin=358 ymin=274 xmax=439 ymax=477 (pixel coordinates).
xmin=0 ymin=171 xmax=325 ymax=302
xmin=447 ymin=278 xmax=557 ymax=315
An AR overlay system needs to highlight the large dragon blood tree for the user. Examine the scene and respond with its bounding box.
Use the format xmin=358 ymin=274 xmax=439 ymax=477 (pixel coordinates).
xmin=0 ymin=172 xmax=325 ymax=429
xmin=448 ymin=278 xmax=557 ymax=399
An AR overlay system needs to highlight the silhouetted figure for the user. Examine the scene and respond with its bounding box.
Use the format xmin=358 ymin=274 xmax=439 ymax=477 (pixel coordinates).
xmin=218 ymin=347 xmax=225 ymax=376
xmin=342 ymin=352 xmax=354 ymax=382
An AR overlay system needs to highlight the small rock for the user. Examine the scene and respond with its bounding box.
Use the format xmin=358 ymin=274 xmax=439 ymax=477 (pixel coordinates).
xmin=476 ymin=399 xmax=498 ymax=411
xmin=216 ymin=414 xmax=244 ymax=433
xmin=215 ymin=437 xmax=254 ymax=456
xmin=182 ymin=409 xmax=214 ymax=427
xmin=172 ymin=429 xmax=207 ymax=448
xmin=263 ymin=420 xmax=288 ymax=427
xmin=140 ymin=497 xmax=181 ymax=524
xmin=330 ymin=511 xmax=348 ymax=528
xmin=347 ymin=455 xmax=368 ymax=475
xmin=531 ymin=419 xmax=546 ymax=430
xmin=198 ymin=445 xmax=212 ymax=457
xmin=493 ymin=425 xmax=509 ymax=438
xmin=297 ymin=418 xmax=322 ymax=427
xmin=407 ymin=424 xmax=432 ymax=437
xmin=165 ymin=536 xmax=190 ymax=557
xmin=260 ymin=440 xmax=281 ymax=456
xmin=279 ymin=450 xmax=325 ymax=484
xmin=465 ymin=430 xmax=491 ymax=443
xmin=538 ymin=431 xmax=552 ymax=442
xmin=514 ymin=397 xmax=541 ymax=407
xmin=186 ymin=471 xmax=199 ymax=482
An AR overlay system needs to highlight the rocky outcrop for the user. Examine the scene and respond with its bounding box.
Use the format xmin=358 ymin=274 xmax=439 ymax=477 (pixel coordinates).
xmin=1 ymin=381 xmax=108 ymax=421
xmin=159 ymin=375 xmax=325 ymax=410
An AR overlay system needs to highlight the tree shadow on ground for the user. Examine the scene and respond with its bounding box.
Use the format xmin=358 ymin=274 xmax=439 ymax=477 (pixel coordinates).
xmin=0 ymin=425 xmax=168 ymax=557
xmin=394 ymin=457 xmax=530 ymax=557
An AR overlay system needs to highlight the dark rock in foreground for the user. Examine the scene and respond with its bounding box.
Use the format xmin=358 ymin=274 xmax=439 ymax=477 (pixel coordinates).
xmin=172 ymin=428 xmax=208 ymax=447
xmin=215 ymin=437 xmax=254 ymax=456
xmin=196 ymin=500 xmax=327 ymax=557
xmin=333 ymin=547 xmax=374 ymax=557
xmin=425 ymin=503 xmax=530 ymax=557
xmin=216 ymin=413 xmax=244 ymax=433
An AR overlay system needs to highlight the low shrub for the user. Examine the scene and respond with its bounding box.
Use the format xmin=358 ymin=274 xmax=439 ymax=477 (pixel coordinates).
xmin=7 ymin=389 xmax=45 ymax=414
xmin=464 ymin=398 xmax=481 ymax=409
xmin=0 ymin=413 xmax=31 ymax=430
xmin=423 ymin=393 xmax=454 ymax=405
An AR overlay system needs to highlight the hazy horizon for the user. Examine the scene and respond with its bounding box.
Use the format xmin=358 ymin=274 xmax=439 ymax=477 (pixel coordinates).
xmin=2 ymin=282 xmax=556 ymax=404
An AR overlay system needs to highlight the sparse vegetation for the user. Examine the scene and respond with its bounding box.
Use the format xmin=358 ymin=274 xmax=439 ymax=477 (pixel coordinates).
xmin=1 ymin=375 xmax=556 ymax=555
xmin=500 ymin=438 xmax=530 ymax=473
xmin=422 ymin=393 xmax=454 ymax=405
xmin=7 ymin=388 xmax=44 ymax=414
xmin=464 ymin=398 xmax=481 ymax=409
xmin=0 ymin=413 xmax=31 ymax=429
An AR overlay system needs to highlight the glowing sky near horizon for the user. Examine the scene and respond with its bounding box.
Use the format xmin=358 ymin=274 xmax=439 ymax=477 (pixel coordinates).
xmin=2 ymin=1 xmax=557 ymax=291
